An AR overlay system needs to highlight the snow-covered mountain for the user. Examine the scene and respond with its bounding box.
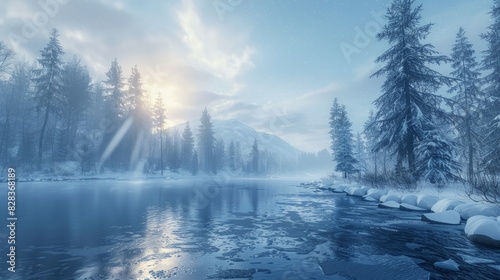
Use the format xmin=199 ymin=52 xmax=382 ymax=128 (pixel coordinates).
xmin=169 ymin=119 xmax=303 ymax=162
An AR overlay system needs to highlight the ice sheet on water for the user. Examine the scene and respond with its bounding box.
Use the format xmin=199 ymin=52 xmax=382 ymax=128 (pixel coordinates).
xmin=405 ymin=242 xmax=425 ymax=250
xmin=434 ymin=259 xmax=460 ymax=271
xmin=206 ymin=268 xmax=271 ymax=279
xmin=488 ymin=264 xmax=500 ymax=271
xmin=458 ymin=253 xmax=495 ymax=265
xmin=318 ymin=254 xmax=429 ymax=279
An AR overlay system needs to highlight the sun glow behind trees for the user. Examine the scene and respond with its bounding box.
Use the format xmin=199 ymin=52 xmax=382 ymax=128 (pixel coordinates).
xmin=0 ymin=29 xmax=307 ymax=176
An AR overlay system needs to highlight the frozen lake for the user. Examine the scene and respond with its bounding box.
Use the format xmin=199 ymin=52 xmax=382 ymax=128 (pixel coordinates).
xmin=1 ymin=178 xmax=499 ymax=279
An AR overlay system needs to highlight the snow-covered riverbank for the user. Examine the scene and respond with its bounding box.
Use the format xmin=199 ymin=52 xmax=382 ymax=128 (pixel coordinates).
xmin=308 ymin=179 xmax=500 ymax=249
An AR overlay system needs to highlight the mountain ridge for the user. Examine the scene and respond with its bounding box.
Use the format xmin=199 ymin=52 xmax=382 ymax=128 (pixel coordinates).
xmin=168 ymin=119 xmax=303 ymax=162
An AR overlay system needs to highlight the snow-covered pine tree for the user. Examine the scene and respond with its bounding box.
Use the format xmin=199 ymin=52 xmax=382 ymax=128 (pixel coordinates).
xmin=0 ymin=42 xmax=14 ymax=78
xmin=250 ymin=138 xmax=259 ymax=175
xmin=191 ymin=150 xmax=198 ymax=175
xmin=58 ymin=57 xmax=92 ymax=161
xmin=329 ymin=97 xmax=342 ymax=159
xmin=101 ymin=58 xmax=126 ymax=170
xmin=214 ymin=138 xmax=226 ymax=173
xmin=167 ymin=128 xmax=181 ymax=172
xmin=198 ymin=108 xmax=215 ymax=173
xmin=228 ymin=140 xmax=236 ymax=171
xmin=32 ymin=28 xmax=65 ymax=170
xmin=234 ymin=141 xmax=242 ymax=171
xmin=127 ymin=66 xmax=149 ymax=170
xmin=415 ymin=124 xmax=461 ymax=184
xmin=103 ymin=58 xmax=126 ymax=120
xmin=371 ymin=0 xmax=452 ymax=178
xmin=364 ymin=110 xmax=385 ymax=175
xmin=355 ymin=132 xmax=368 ymax=175
xmin=152 ymin=92 xmax=166 ymax=174
xmin=333 ymin=105 xmax=357 ymax=178
xmin=483 ymin=116 xmax=500 ymax=174
xmin=448 ymin=27 xmax=483 ymax=181
xmin=8 ymin=63 xmax=33 ymax=168
xmin=480 ymin=0 xmax=500 ymax=174
xmin=128 ymin=66 xmax=148 ymax=125
xmin=0 ymin=44 xmax=15 ymax=165
xmin=181 ymin=122 xmax=194 ymax=171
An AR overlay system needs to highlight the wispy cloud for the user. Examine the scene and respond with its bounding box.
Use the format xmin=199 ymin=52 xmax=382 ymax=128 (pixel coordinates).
xmin=177 ymin=0 xmax=255 ymax=79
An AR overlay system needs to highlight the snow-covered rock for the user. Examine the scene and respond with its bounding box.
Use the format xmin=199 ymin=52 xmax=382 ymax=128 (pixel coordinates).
xmin=434 ymin=259 xmax=459 ymax=271
xmin=380 ymin=194 xmax=401 ymax=203
xmin=454 ymin=203 xmax=500 ymax=220
xmin=464 ymin=215 xmax=500 ymax=248
xmin=362 ymin=196 xmax=379 ymax=202
xmin=431 ymin=199 xmax=465 ymax=213
xmin=346 ymin=186 xmax=369 ymax=197
xmin=378 ymin=201 xmax=400 ymax=209
xmin=332 ymin=184 xmax=349 ymax=193
xmin=416 ymin=194 xmax=439 ymax=210
xmin=321 ymin=178 xmax=337 ymax=186
xmin=421 ymin=210 xmax=461 ymax=225
xmin=362 ymin=189 xmax=388 ymax=201
xmin=400 ymin=203 xmax=427 ymax=212
xmin=401 ymin=194 xmax=418 ymax=206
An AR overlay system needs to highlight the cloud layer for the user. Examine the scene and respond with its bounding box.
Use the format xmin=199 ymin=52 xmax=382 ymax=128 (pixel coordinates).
xmin=0 ymin=0 xmax=492 ymax=152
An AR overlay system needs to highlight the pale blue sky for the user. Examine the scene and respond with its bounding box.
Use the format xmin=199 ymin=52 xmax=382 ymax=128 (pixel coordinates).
xmin=0 ymin=0 xmax=493 ymax=152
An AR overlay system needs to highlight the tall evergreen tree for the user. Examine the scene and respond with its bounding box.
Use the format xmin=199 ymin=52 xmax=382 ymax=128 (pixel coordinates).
xmin=480 ymin=0 xmax=500 ymax=174
xmin=371 ymin=0 xmax=452 ymax=177
xmin=103 ymin=58 xmax=126 ymax=120
xmin=152 ymin=92 xmax=166 ymax=175
xmin=57 ymin=57 xmax=92 ymax=161
xmin=181 ymin=122 xmax=194 ymax=171
xmin=127 ymin=66 xmax=147 ymax=119
xmin=198 ymin=108 xmax=215 ymax=173
xmin=0 ymin=62 xmax=31 ymax=165
xmin=484 ymin=116 xmax=500 ymax=174
xmin=167 ymin=129 xmax=181 ymax=171
xmin=333 ymin=106 xmax=357 ymax=178
xmin=355 ymin=132 xmax=368 ymax=175
xmin=32 ymin=28 xmax=65 ymax=170
xmin=0 ymin=42 xmax=14 ymax=78
xmin=7 ymin=62 xmax=33 ymax=168
xmin=364 ymin=110 xmax=384 ymax=175
xmin=0 ymin=43 xmax=15 ymax=165
xmin=234 ymin=141 xmax=242 ymax=171
xmin=250 ymin=138 xmax=259 ymax=174
xmin=214 ymin=138 xmax=226 ymax=173
xmin=101 ymin=58 xmax=126 ymax=169
xmin=127 ymin=66 xmax=149 ymax=170
xmin=191 ymin=150 xmax=199 ymax=175
xmin=329 ymin=97 xmax=342 ymax=159
xmin=228 ymin=140 xmax=236 ymax=171
xmin=448 ymin=28 xmax=483 ymax=180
